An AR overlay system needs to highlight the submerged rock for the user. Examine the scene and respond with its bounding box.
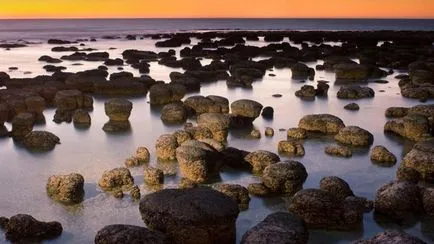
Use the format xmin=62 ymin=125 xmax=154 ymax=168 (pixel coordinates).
xmin=144 ymin=167 xmax=164 ymax=185
xmin=11 ymin=112 xmax=34 ymax=139
xmin=287 ymin=128 xmax=307 ymax=140
xmin=400 ymin=140 xmax=434 ymax=183
xmin=139 ymin=187 xmax=239 ymax=244
xmin=353 ymin=230 xmax=427 ymax=244
xmin=319 ymin=176 xmax=354 ymax=201
xmin=46 ymin=173 xmax=84 ymax=204
xmin=384 ymin=114 xmax=431 ymax=141
xmin=197 ymin=113 xmax=230 ymax=142
xmin=298 ymin=114 xmax=345 ymax=134
xmin=385 ymin=107 xmax=408 ymax=118
xmin=160 ymin=102 xmax=188 ymax=124
xmin=98 ymin=167 xmax=135 ymax=192
xmin=2 ymin=214 xmax=63 ymax=243
xmin=344 ymin=103 xmax=360 ymax=111
xmin=370 ymin=145 xmax=397 ymax=164
xmin=244 ymin=150 xmax=280 ymax=174
xmin=325 ymin=145 xmax=352 ymax=157
xmin=262 ymin=161 xmax=307 ymax=194
xmin=337 ymin=86 xmax=375 ymax=99
xmin=105 ymin=98 xmax=133 ymax=122
xmin=23 ymin=131 xmax=60 ymax=151
xmin=155 ymin=134 xmax=178 ymax=160
xmin=334 ymin=126 xmax=374 ymax=147
xmin=241 ymin=212 xmax=309 ymax=244
xmin=277 ymin=141 xmax=305 ymax=156
xmin=213 ymin=184 xmax=250 ymax=210
xmin=94 ymin=224 xmax=169 ymax=244
xmin=72 ymin=109 xmax=91 ymax=125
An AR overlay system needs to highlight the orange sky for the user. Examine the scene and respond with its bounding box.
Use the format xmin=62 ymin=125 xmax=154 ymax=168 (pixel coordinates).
xmin=0 ymin=0 xmax=433 ymax=19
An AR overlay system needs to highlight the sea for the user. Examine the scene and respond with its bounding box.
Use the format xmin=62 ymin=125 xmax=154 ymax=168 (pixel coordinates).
xmin=0 ymin=18 xmax=433 ymax=41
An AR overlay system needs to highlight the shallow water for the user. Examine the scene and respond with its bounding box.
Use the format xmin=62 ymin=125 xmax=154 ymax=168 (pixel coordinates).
xmin=0 ymin=37 xmax=433 ymax=243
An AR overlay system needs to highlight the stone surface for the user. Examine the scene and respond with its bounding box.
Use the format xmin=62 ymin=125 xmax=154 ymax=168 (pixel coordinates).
xmin=353 ymin=230 xmax=427 ymax=244
xmin=384 ymin=114 xmax=432 ymax=141
xmin=98 ymin=167 xmax=135 ymax=192
xmin=23 ymin=131 xmax=60 ymax=151
xmin=105 ymin=98 xmax=133 ymax=122
xmin=334 ymin=126 xmax=374 ymax=147
xmin=325 ymin=145 xmax=352 ymax=157
xmin=400 ymin=140 xmax=434 ymax=183
xmin=262 ymin=161 xmax=307 ymax=194
xmin=298 ymin=114 xmax=345 ymax=134
xmin=155 ymin=134 xmax=178 ymax=160
xmin=213 ymin=184 xmax=250 ymax=210
xmin=144 ymin=167 xmax=164 ymax=185
xmin=46 ymin=173 xmax=84 ymax=204
xmin=370 ymin=145 xmax=397 ymax=164
xmin=94 ymin=224 xmax=169 ymax=244
xmin=244 ymin=150 xmax=280 ymax=174
xmin=277 ymin=140 xmax=305 ymax=156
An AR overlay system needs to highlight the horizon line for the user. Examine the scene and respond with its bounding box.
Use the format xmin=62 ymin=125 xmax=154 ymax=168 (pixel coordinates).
xmin=0 ymin=17 xmax=433 ymax=20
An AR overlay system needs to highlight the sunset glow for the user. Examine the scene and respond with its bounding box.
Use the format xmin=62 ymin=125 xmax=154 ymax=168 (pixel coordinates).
xmin=0 ymin=0 xmax=433 ymax=19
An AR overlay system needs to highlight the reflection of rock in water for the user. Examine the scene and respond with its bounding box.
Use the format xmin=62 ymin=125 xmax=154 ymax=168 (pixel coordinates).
xmin=421 ymin=216 xmax=434 ymax=242
xmin=102 ymin=121 xmax=131 ymax=133
xmin=373 ymin=211 xmax=419 ymax=229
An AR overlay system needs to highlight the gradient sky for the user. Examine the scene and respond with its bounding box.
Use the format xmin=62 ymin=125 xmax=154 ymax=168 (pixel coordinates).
xmin=0 ymin=0 xmax=433 ymax=19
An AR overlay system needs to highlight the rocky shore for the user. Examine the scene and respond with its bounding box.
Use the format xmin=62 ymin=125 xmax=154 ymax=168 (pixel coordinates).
xmin=0 ymin=30 xmax=433 ymax=243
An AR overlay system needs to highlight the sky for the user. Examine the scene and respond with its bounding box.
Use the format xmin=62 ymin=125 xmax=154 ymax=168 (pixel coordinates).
xmin=0 ymin=0 xmax=433 ymax=19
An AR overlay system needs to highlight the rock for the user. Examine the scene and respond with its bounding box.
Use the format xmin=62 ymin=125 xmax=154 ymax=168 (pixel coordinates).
xmin=160 ymin=102 xmax=188 ymax=124
xmin=136 ymin=147 xmax=150 ymax=163
xmin=213 ymin=184 xmax=250 ymax=210
xmin=207 ymin=95 xmax=229 ymax=113
xmin=316 ymin=82 xmax=330 ymax=96
xmin=102 ymin=121 xmax=131 ymax=133
xmin=220 ymin=147 xmax=251 ymax=169
xmin=125 ymin=156 xmax=141 ymax=168
xmin=295 ymin=85 xmax=316 ymax=98
xmin=72 ymin=109 xmax=91 ymax=125
xmin=335 ymin=63 xmax=370 ymax=82
xmin=370 ymin=145 xmax=397 ymax=164
xmin=250 ymin=129 xmax=261 ymax=139
xmin=113 ymin=189 xmax=124 ymax=198
xmin=247 ymin=183 xmax=272 ymax=197
xmin=291 ymin=63 xmax=315 ymax=80
xmin=105 ymin=99 xmax=133 ymax=122
xmin=54 ymin=89 xmax=93 ymax=111
xmin=337 ymin=86 xmax=375 ymax=99
xmin=374 ymin=181 xmax=423 ymax=219
xmin=298 ymin=114 xmax=345 ymax=134
xmin=104 ymin=58 xmax=124 ymax=66
xmin=94 ymin=224 xmax=169 ymax=244
xmin=396 ymin=165 xmax=421 ymax=183
xmin=23 ymin=131 xmax=60 ymax=151
xmin=278 ymin=141 xmax=305 ymax=156
xmin=0 ymin=125 xmax=8 ymax=137
xmin=344 ymin=103 xmax=360 ymax=111
xmin=173 ymin=130 xmax=193 ymax=145
xmin=0 ymin=103 xmax=8 ymax=124
xmin=353 ymin=230 xmax=427 ymax=244
xmin=185 ymin=126 xmax=213 ymax=140
xmin=3 ymin=214 xmax=62 ymax=243
xmin=139 ymin=187 xmax=239 ymax=244
xmin=197 ymin=113 xmax=230 ymax=142
xmin=231 ymin=99 xmax=263 ymax=119
xmin=25 ymin=96 xmax=45 ymax=121
xmin=149 ymin=83 xmax=186 ymax=105
xmin=183 ymin=96 xmax=221 ymax=115
xmin=98 ymin=167 xmax=135 ymax=191
xmin=241 ymin=212 xmax=309 ymax=244
xmin=130 ymin=185 xmax=141 ymax=201
xmin=288 ymin=189 xmax=365 ymax=230
xmin=325 ymin=145 xmax=352 ymax=157
xmin=144 ymin=167 xmax=164 ymax=185
xmin=46 ymin=173 xmax=84 ymax=204
xmin=384 ymin=114 xmax=431 ymax=141
xmin=198 ymin=138 xmax=225 ymax=152
xmin=262 ymin=161 xmax=307 ymax=194
xmin=265 ymin=127 xmax=274 ymax=137
xmin=422 ymin=188 xmax=434 ymax=216
xmin=400 ymin=140 xmax=434 ymax=183
xmin=175 ymin=140 xmax=221 ymax=183
xmin=11 ymin=112 xmax=34 ymax=138
xmin=261 ymin=106 xmax=274 ymax=119
xmin=287 ymin=128 xmax=307 ymax=140
xmin=156 ymin=134 xmax=178 ymax=160
xmin=385 ymin=107 xmax=409 ymax=118
xmin=319 ymin=176 xmax=354 ymax=201
xmin=334 ymin=126 xmax=374 ymax=147
xmin=244 ymin=150 xmax=280 ymax=174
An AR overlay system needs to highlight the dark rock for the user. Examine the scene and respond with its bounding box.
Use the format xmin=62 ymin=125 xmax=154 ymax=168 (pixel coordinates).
xmin=3 ymin=214 xmax=62 ymax=242
xmin=95 ymin=224 xmax=169 ymax=244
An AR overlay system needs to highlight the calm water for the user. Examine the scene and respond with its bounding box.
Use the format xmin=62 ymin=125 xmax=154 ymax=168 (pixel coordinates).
xmin=0 ymin=18 xmax=434 ymax=41
xmin=0 ymin=23 xmax=433 ymax=243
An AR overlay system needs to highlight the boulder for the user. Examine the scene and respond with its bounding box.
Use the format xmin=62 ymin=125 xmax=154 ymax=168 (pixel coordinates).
xmin=220 ymin=147 xmax=251 ymax=169
xmin=130 ymin=185 xmax=141 ymax=201
xmin=295 ymin=85 xmax=316 ymax=98
xmin=175 ymin=140 xmax=222 ymax=183
xmin=144 ymin=167 xmax=164 ymax=185
xmin=288 ymin=189 xmax=366 ymax=230
xmin=374 ymin=181 xmax=423 ymax=219
xmin=207 ymin=95 xmax=229 ymax=113
xmin=370 ymin=145 xmax=397 ymax=164
xmin=334 ymin=126 xmax=374 ymax=147
xmin=23 ymin=131 xmax=59 ymax=151
xmin=185 ymin=126 xmax=213 ymax=140
xmin=344 ymin=103 xmax=360 ymax=111
xmin=149 ymin=83 xmax=186 ymax=105
xmin=247 ymin=183 xmax=272 ymax=197
xmin=298 ymin=114 xmax=345 ymax=134
xmin=265 ymin=127 xmax=274 ymax=137
xmin=213 ymin=184 xmax=250 ymax=210
xmin=291 ymin=63 xmax=315 ymax=80
xmin=353 ymin=230 xmax=427 ymax=244
xmin=325 ymin=145 xmax=352 ymax=157
xmin=135 ymin=147 xmax=150 ymax=163
xmin=46 ymin=173 xmax=84 ymax=204
xmin=400 ymin=140 xmax=434 ymax=183
xmin=230 ymin=99 xmax=263 ymax=120
xmin=244 ymin=150 xmax=280 ymax=174
xmin=337 ymin=86 xmax=375 ymax=99
xmin=250 ymin=129 xmax=261 ymax=139
xmin=2 ymin=214 xmax=62 ymax=243
xmin=11 ymin=112 xmax=34 ymax=138
xmin=173 ymin=130 xmax=193 ymax=145
xmin=156 ymin=134 xmax=178 ymax=160
xmin=287 ymin=128 xmax=307 ymax=140
xmin=396 ymin=165 xmax=421 ymax=183
xmin=94 ymin=224 xmax=169 ymax=244
xmin=335 ymin=63 xmax=370 ymax=82
xmin=319 ymin=176 xmax=354 ymax=201
xmin=241 ymin=212 xmax=309 ymax=244
xmin=197 ymin=113 xmax=230 ymax=142
xmin=98 ymin=167 xmax=135 ymax=191
xmin=261 ymin=106 xmax=274 ymax=119
xmin=384 ymin=114 xmax=431 ymax=141
xmin=184 ymin=96 xmax=223 ymax=115
xmin=160 ymin=102 xmax=188 ymax=124
xmin=25 ymin=96 xmax=45 ymax=121
xmin=72 ymin=109 xmax=91 ymax=125
xmin=105 ymin=99 xmax=133 ymax=122
xmin=54 ymin=90 xmax=93 ymax=111
xmin=262 ymin=161 xmax=307 ymax=194
xmin=139 ymin=187 xmax=239 ymax=244
xmin=385 ymin=107 xmax=409 ymax=118
xmin=277 ymin=141 xmax=305 ymax=156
